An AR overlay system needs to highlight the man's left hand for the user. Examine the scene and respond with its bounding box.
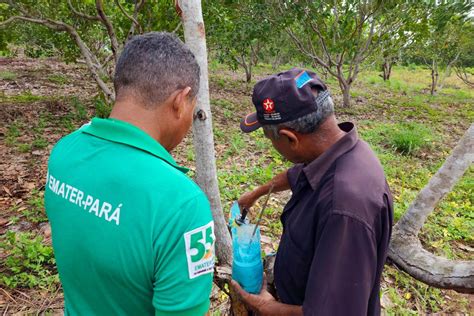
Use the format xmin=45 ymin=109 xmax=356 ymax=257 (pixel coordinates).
xmin=231 ymin=274 xmax=277 ymax=315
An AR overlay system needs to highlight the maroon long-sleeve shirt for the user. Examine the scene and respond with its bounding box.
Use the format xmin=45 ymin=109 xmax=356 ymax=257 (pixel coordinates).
xmin=274 ymin=122 xmax=393 ymax=316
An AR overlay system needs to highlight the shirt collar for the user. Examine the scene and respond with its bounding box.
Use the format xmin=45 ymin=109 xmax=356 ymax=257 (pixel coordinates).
xmin=81 ymin=118 xmax=189 ymax=174
xmin=303 ymin=122 xmax=358 ymax=190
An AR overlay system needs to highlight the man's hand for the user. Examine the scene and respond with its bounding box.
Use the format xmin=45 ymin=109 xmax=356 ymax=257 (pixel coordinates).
xmin=238 ymin=170 xmax=291 ymax=214
xmin=231 ymin=275 xmax=303 ymax=316
xmin=231 ymin=274 xmax=276 ymax=315
xmin=238 ymin=190 xmax=259 ymax=211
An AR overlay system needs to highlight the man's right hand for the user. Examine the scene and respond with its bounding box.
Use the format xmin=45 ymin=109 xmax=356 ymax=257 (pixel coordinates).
xmin=238 ymin=170 xmax=291 ymax=213
xmin=238 ymin=190 xmax=259 ymax=212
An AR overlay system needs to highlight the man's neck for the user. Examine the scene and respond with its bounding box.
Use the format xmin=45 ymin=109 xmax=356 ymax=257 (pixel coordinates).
xmin=301 ymin=116 xmax=346 ymax=162
xmin=109 ymin=99 xmax=171 ymax=149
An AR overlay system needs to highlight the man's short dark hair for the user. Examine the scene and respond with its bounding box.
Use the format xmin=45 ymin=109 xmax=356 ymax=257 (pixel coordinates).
xmin=114 ymin=32 xmax=200 ymax=107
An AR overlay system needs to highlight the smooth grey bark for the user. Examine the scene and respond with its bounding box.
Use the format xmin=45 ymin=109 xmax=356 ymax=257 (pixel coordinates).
xmin=178 ymin=0 xmax=233 ymax=268
xmin=179 ymin=3 xmax=248 ymax=314
xmin=430 ymin=59 xmax=439 ymax=96
xmin=388 ymin=123 xmax=474 ymax=293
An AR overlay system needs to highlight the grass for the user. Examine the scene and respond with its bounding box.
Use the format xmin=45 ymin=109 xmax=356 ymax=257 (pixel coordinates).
xmin=4 ymin=114 xmax=52 ymax=153
xmin=0 ymin=91 xmax=47 ymax=103
xmin=47 ymin=74 xmax=69 ymax=85
xmin=53 ymin=97 xmax=91 ymax=132
xmin=381 ymin=265 xmax=458 ymax=314
xmin=0 ymin=70 xmax=17 ymax=80
xmin=358 ymin=121 xmax=434 ymax=157
xmin=388 ymin=122 xmax=432 ymax=155
xmin=18 ymin=143 xmax=32 ymax=153
xmin=5 ymin=121 xmax=22 ymax=146
xmin=71 ymin=97 xmax=88 ymax=121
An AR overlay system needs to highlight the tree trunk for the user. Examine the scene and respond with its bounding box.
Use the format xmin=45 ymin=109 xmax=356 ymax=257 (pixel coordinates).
xmin=382 ymin=59 xmax=392 ymax=81
xmin=245 ymin=62 xmax=252 ymax=83
xmin=388 ymin=123 xmax=474 ymax=293
xmin=438 ymin=53 xmax=460 ymax=91
xmin=235 ymin=54 xmax=252 ymax=83
xmin=271 ymin=51 xmax=282 ymax=70
xmin=241 ymin=54 xmax=252 ymax=83
xmin=339 ymin=80 xmax=351 ymax=108
xmin=179 ymin=2 xmax=247 ymax=314
xmin=250 ymin=42 xmax=260 ymax=67
xmin=179 ymin=0 xmax=232 ymax=268
xmin=430 ymin=59 xmax=439 ymax=96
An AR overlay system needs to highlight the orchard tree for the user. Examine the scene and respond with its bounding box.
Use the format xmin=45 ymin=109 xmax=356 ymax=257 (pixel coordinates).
xmin=411 ymin=1 xmax=473 ymax=95
xmin=454 ymin=19 xmax=474 ymax=88
xmin=0 ymin=0 xmax=181 ymax=101
xmin=205 ymin=0 xmax=271 ymax=82
xmin=274 ymin=0 xmax=426 ymax=107
xmin=374 ymin=3 xmax=427 ymax=82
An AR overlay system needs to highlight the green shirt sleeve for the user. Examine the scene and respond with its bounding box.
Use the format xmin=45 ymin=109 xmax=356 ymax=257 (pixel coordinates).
xmin=152 ymin=192 xmax=214 ymax=316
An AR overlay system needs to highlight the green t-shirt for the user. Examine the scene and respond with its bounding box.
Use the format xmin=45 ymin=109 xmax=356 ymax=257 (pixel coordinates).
xmin=45 ymin=118 xmax=215 ymax=316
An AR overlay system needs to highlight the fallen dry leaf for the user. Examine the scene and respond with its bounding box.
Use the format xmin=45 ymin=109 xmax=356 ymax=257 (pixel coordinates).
xmin=2 ymin=186 xmax=13 ymax=197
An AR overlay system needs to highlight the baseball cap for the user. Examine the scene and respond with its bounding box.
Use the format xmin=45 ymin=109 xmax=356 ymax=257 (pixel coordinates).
xmin=240 ymin=68 xmax=330 ymax=133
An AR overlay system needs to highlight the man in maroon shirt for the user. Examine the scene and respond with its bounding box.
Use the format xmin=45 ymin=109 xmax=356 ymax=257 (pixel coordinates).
xmin=232 ymin=68 xmax=393 ymax=315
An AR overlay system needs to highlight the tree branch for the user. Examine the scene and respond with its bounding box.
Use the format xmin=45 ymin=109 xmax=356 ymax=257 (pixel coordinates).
xmin=0 ymin=16 xmax=67 ymax=31
xmin=389 ymin=233 xmax=474 ymax=293
xmin=455 ymin=66 xmax=474 ymax=88
xmin=389 ymin=124 xmax=474 ymax=293
xmin=172 ymin=21 xmax=182 ymax=33
xmin=114 ymin=0 xmax=142 ymax=34
xmin=127 ymin=0 xmax=145 ymax=39
xmin=1 ymin=14 xmax=114 ymax=101
xmin=67 ymin=0 xmax=100 ymax=21
xmin=309 ymin=20 xmax=333 ymax=67
xmin=95 ymin=0 xmax=120 ymax=62
xmin=332 ymin=1 xmax=339 ymax=47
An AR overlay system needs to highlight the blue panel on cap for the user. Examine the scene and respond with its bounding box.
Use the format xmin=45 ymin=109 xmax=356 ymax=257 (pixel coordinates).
xmin=295 ymin=71 xmax=312 ymax=89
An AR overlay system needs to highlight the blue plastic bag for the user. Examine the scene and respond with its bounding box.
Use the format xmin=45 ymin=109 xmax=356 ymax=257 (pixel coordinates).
xmin=229 ymin=202 xmax=263 ymax=294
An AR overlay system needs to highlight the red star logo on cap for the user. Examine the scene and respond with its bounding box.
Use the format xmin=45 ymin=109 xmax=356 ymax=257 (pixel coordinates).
xmin=262 ymin=98 xmax=275 ymax=113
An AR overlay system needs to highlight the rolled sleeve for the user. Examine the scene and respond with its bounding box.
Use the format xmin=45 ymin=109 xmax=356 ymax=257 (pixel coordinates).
xmin=303 ymin=212 xmax=377 ymax=315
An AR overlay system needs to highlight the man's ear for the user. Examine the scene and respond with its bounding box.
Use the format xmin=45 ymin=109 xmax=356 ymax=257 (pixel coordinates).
xmin=171 ymin=87 xmax=192 ymax=119
xmin=279 ymin=129 xmax=299 ymax=148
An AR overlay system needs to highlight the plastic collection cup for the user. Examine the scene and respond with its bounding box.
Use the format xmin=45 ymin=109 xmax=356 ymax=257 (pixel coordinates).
xmin=231 ymin=209 xmax=263 ymax=294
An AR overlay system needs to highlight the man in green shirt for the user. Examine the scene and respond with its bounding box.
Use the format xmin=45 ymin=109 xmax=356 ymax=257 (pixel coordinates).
xmin=45 ymin=32 xmax=214 ymax=315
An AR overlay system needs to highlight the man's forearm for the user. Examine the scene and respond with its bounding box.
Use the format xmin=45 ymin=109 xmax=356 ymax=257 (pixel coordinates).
xmin=251 ymin=170 xmax=290 ymax=199
xmin=260 ymin=301 xmax=303 ymax=316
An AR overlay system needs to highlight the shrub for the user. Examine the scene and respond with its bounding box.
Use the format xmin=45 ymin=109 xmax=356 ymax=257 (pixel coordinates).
xmin=407 ymin=63 xmax=418 ymax=71
xmin=389 ymin=123 xmax=432 ymax=155
xmin=71 ymin=97 xmax=88 ymax=121
xmin=95 ymin=96 xmax=112 ymax=118
xmin=0 ymin=231 xmax=58 ymax=289
xmin=23 ymin=190 xmax=48 ymax=223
